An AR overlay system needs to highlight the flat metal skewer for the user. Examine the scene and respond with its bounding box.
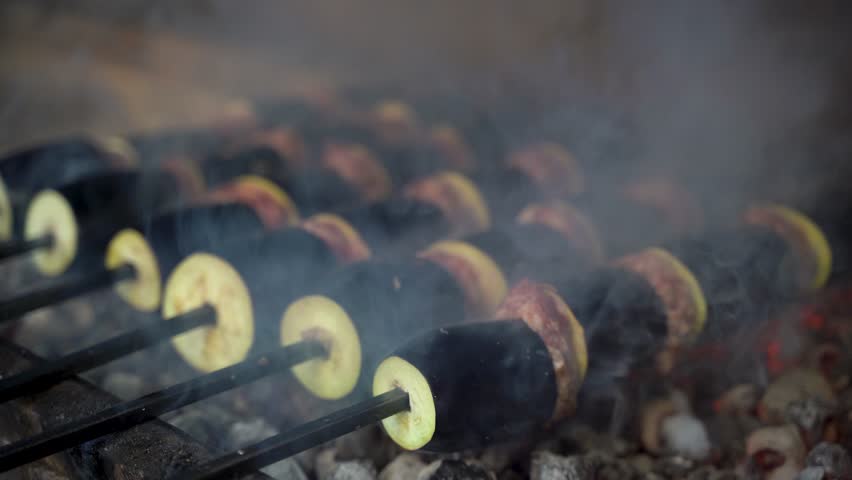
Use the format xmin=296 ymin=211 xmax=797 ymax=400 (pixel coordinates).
xmin=0 ymin=263 xmax=135 ymax=323
xmin=0 ymin=235 xmax=53 ymax=261
xmin=177 ymin=389 xmax=410 ymax=480
xmin=0 ymin=339 xmax=326 ymax=473
xmin=0 ymin=304 xmax=216 ymax=404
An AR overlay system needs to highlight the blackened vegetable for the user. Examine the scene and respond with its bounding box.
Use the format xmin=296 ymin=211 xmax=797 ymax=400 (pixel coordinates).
xmin=24 ymin=170 xmax=183 ymax=276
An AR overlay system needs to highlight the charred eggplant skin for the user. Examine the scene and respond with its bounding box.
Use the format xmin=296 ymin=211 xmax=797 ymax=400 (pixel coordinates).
xmin=664 ymin=226 xmax=789 ymax=339
xmin=48 ymin=170 xmax=182 ymax=276
xmin=142 ymin=203 xmax=267 ymax=280
xmin=312 ymin=259 xmax=466 ymax=393
xmin=390 ymin=319 xmax=558 ymax=452
xmin=470 ymin=167 xmax=540 ymax=222
xmin=212 ymin=228 xmax=339 ymax=350
xmin=554 ymin=268 xmax=668 ymax=388
xmin=203 ymin=147 xmax=361 ymax=215
xmin=0 ymin=138 xmax=113 ymax=192
xmin=337 ymin=197 xmax=451 ymax=255
xmin=462 ymin=224 xmax=592 ymax=282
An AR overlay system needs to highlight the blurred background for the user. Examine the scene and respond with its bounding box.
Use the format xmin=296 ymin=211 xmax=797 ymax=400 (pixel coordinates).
xmin=1 ymin=0 xmax=852 ymax=215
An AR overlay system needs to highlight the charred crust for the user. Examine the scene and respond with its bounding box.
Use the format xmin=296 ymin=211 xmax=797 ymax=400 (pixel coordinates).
xmin=429 ymin=125 xmax=477 ymax=172
xmin=623 ymin=178 xmax=703 ymax=236
xmin=231 ymin=127 xmax=307 ymax=170
xmin=159 ymin=156 xmax=206 ymax=199
xmin=743 ymin=204 xmax=831 ymax=292
xmin=516 ymin=201 xmax=604 ymax=263
xmin=418 ymin=241 xmax=507 ymax=318
xmin=615 ymin=248 xmax=707 ymax=349
xmin=494 ymin=279 xmax=587 ymax=422
xmin=321 ymin=143 xmax=392 ymax=203
xmin=371 ymin=100 xmax=420 ymax=143
xmin=507 ymin=143 xmax=584 ymax=197
xmin=204 ymin=176 xmax=299 ymax=229
xmin=403 ymin=172 xmax=489 ymax=237
xmin=301 ymin=214 xmax=371 ymax=264
xmin=89 ymin=135 xmax=139 ymax=169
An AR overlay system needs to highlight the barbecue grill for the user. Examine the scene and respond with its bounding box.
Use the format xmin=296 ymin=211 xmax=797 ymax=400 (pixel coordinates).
xmin=3 ymin=1 xmax=852 ymax=479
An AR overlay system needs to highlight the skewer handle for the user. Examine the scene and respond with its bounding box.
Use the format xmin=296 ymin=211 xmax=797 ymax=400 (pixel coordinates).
xmin=0 ymin=304 xmax=216 ymax=403
xmin=0 ymin=235 xmax=53 ymax=261
xmin=177 ymin=389 xmax=409 ymax=480
xmin=0 ymin=339 xmax=324 ymax=473
xmin=0 ymin=264 xmax=135 ymax=323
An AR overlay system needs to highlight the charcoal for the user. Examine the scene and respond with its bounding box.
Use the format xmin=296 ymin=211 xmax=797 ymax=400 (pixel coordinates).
xmin=335 ymin=425 xmax=397 ymax=470
xmin=786 ymin=398 xmax=838 ymax=447
xmin=706 ymin=413 xmax=762 ymax=464
xmin=326 ymin=460 xmax=378 ymax=480
xmin=531 ymin=451 xmax=636 ymax=480
xmin=168 ymin=408 xmax=220 ymax=446
xmin=497 ymin=470 xmax=525 ymax=480
xmin=227 ymin=417 xmax=278 ymax=447
xmin=652 ymin=455 xmax=696 ymax=479
xmin=315 ymin=448 xmax=337 ymax=479
xmin=295 ymin=448 xmax=319 ymax=477
xmin=168 ymin=404 xmax=239 ymax=450
xmin=796 ymin=467 xmax=828 ymax=480
xmin=417 ymin=459 xmax=496 ymax=480
xmin=627 ymin=454 xmax=655 ymax=474
xmin=261 ymin=458 xmax=309 ymax=480
xmin=760 ymin=368 xmax=838 ymax=424
xmin=478 ymin=441 xmax=531 ymax=473
xmin=804 ymin=442 xmax=852 ymax=478
xmin=661 ymin=413 xmax=712 ymax=460
xmin=745 ymin=425 xmax=808 ymax=480
xmin=685 ymin=465 xmax=743 ymax=480
xmin=379 ymin=453 xmax=427 ymax=480
xmin=100 ymin=371 xmax=146 ymax=399
xmin=563 ymin=424 xmax=638 ymax=456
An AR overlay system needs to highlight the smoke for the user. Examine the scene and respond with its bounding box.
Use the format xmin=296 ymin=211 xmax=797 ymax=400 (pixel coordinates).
xmin=2 ymin=0 xmax=852 ymax=462
xmin=588 ymin=0 xmax=850 ymax=219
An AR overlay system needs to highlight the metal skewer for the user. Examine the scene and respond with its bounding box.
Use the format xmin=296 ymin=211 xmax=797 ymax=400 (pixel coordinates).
xmin=0 ymin=263 xmax=136 ymax=323
xmin=0 ymin=339 xmax=326 ymax=473
xmin=0 ymin=305 xmax=216 ymax=404
xmin=177 ymin=389 xmax=410 ymax=480
xmin=0 ymin=235 xmax=53 ymax=261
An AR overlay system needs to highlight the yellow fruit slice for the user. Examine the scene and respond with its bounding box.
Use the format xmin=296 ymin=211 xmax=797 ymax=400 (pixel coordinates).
xmin=25 ymin=189 xmax=77 ymax=276
xmin=373 ymin=356 xmax=436 ymax=450
xmin=0 ymin=176 xmax=12 ymax=241
xmin=281 ymin=295 xmax=362 ymax=400
xmin=163 ymin=253 xmax=254 ymax=373
xmin=105 ymin=228 xmax=161 ymax=311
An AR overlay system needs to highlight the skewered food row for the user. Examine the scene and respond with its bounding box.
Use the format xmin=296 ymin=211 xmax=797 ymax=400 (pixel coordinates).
xmin=0 ymin=87 xmax=698 ymax=256
xmin=0 ymin=98 xmax=685 ymax=320
xmin=0 ymin=167 xmax=492 ymax=324
xmin=0 ymin=189 xmax=834 ymax=474
xmin=0 ymin=88 xmax=844 ymax=478
xmin=171 ymin=202 xmax=836 ymax=477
